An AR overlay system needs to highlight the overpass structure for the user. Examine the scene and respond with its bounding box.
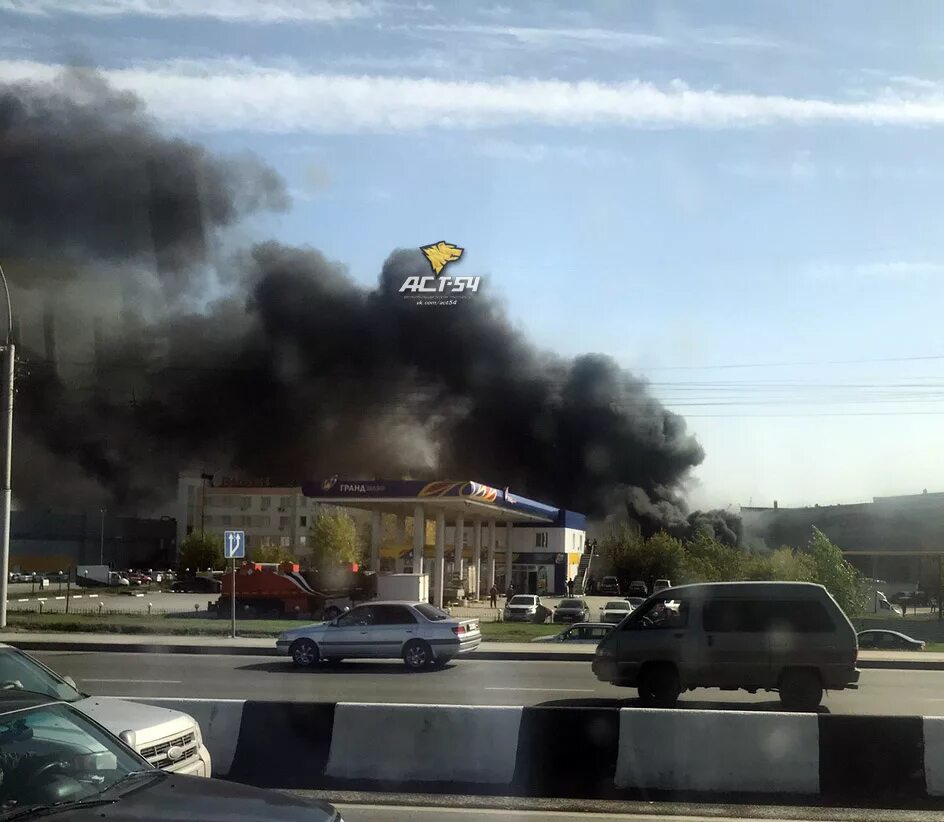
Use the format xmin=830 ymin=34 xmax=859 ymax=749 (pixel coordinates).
xmin=302 ymin=478 xmax=587 ymax=607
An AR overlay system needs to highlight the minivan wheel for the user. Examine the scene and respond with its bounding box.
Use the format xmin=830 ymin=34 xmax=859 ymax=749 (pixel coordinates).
xmin=403 ymin=640 xmax=433 ymax=670
xmin=638 ymin=664 xmax=681 ymax=708
xmin=779 ymin=669 xmax=823 ymax=711
xmin=290 ymin=638 xmax=319 ymax=668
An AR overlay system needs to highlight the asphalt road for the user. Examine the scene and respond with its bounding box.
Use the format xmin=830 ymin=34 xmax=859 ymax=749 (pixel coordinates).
xmin=32 ymin=650 xmax=944 ymax=714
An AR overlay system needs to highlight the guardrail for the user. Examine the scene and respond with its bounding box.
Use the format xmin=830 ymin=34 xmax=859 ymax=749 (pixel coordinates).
xmin=131 ymin=698 xmax=944 ymax=804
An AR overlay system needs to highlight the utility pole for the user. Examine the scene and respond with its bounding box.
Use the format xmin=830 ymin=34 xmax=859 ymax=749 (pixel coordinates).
xmin=0 ymin=263 xmax=14 ymax=629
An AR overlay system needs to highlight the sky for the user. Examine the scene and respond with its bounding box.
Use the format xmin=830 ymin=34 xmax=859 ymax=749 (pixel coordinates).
xmin=2 ymin=0 xmax=944 ymax=511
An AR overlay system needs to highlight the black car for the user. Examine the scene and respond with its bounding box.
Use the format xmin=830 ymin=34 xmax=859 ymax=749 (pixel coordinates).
xmin=0 ymin=691 xmax=342 ymax=821
xmin=598 ymin=576 xmax=621 ymax=596
xmin=553 ymin=598 xmax=591 ymax=623
xmin=626 ymin=580 xmax=648 ymax=598
xmin=857 ymin=629 xmax=925 ymax=651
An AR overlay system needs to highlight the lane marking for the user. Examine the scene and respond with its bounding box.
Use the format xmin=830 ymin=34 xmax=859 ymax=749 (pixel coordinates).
xmin=82 ymin=678 xmax=182 ymax=684
xmin=484 ymin=687 xmax=594 ymax=692
xmin=124 ymin=696 xmax=247 ymax=703
xmin=333 ymin=804 xmax=814 ymax=821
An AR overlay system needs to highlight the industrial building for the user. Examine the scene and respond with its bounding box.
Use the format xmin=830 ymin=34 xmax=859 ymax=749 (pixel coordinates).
xmin=9 ymin=510 xmax=176 ymax=573
xmin=742 ymin=490 xmax=944 ymax=588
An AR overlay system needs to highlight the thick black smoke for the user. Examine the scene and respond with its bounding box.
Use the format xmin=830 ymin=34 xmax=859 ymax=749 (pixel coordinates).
xmin=2 ymin=70 xmax=732 ymax=539
xmin=0 ymin=69 xmax=286 ymax=279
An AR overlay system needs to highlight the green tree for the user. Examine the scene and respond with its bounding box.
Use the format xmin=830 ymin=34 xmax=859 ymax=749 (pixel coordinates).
xmin=807 ymin=527 xmax=868 ymax=615
xmin=250 ymin=543 xmax=296 ymax=564
xmin=679 ymin=529 xmax=747 ymax=583
xmin=177 ymin=531 xmax=224 ymax=574
xmin=308 ymin=509 xmax=361 ymax=571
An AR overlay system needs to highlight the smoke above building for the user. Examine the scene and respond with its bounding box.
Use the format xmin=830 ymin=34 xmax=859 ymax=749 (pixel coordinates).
xmin=1 ymin=68 xmax=734 ymax=542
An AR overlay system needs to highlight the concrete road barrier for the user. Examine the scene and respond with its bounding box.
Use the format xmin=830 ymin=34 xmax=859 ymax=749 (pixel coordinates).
xmin=328 ymin=703 xmax=521 ymax=784
xmin=129 ymin=699 xmax=944 ymax=804
xmin=616 ymin=709 xmax=819 ymax=794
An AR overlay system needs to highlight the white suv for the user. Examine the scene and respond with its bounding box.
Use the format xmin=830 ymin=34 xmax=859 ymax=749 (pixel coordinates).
xmin=0 ymin=644 xmax=211 ymax=775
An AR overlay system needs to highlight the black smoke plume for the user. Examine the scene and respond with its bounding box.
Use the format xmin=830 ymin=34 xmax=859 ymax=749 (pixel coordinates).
xmin=2 ymin=69 xmax=732 ymax=540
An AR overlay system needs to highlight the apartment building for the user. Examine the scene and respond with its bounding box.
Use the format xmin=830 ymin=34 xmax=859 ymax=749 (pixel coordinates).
xmin=176 ymin=474 xmax=321 ymax=557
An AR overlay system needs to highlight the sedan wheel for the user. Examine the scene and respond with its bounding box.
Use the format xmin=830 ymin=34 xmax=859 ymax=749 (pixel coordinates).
xmin=403 ymin=640 xmax=433 ymax=670
xmin=291 ymin=638 xmax=319 ymax=668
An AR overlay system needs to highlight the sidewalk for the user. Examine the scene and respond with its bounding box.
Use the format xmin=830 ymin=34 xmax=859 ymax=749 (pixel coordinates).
xmin=0 ymin=630 xmax=942 ymax=668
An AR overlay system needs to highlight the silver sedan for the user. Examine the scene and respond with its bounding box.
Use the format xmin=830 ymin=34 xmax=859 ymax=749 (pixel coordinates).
xmin=276 ymin=600 xmax=481 ymax=670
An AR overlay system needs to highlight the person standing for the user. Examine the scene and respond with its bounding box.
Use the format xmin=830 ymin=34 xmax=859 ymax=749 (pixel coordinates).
xmin=489 ymin=583 xmax=498 ymax=608
xmin=567 ymin=577 xmax=575 ymax=597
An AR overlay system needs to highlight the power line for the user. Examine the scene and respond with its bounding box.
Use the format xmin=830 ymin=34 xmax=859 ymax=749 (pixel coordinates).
xmin=638 ymin=354 xmax=944 ymax=371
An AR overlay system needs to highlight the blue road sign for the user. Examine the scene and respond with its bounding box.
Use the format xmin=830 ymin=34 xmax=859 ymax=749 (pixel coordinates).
xmin=224 ymin=530 xmax=245 ymax=559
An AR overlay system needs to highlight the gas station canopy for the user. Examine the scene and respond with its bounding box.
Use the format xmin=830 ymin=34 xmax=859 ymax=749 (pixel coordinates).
xmin=301 ymin=478 xmax=564 ymax=524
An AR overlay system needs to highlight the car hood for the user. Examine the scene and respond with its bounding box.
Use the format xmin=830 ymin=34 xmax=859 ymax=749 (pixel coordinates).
xmin=69 ymin=772 xmax=337 ymax=821
xmin=73 ymin=697 xmax=195 ymax=747
xmin=530 ymin=635 xmax=559 ymax=643
xmin=279 ymin=622 xmax=327 ymax=639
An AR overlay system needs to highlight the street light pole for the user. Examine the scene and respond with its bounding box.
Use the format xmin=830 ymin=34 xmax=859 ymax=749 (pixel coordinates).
xmin=0 ymin=263 xmax=14 ymax=629
xmin=99 ymin=509 xmax=105 ymax=566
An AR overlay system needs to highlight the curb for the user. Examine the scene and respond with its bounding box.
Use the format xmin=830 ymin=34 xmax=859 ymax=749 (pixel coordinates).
xmin=133 ymin=699 xmax=944 ymax=805
xmin=5 ymin=638 xmax=943 ymax=669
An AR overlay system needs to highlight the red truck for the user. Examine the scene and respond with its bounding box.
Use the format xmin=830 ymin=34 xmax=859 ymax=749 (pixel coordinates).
xmin=212 ymin=560 xmax=372 ymax=619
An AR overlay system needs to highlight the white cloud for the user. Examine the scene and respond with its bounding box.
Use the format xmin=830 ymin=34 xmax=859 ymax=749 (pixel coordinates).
xmin=0 ymin=0 xmax=375 ymax=23
xmin=406 ymin=23 xmax=668 ymax=50
xmin=806 ymin=261 xmax=944 ymax=280
xmin=7 ymin=59 xmax=944 ymax=134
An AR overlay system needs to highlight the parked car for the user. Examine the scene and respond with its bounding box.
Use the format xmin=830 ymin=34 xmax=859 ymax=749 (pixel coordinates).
xmin=277 ymin=600 xmax=481 ymax=670
xmin=553 ymin=597 xmax=591 ymax=623
xmin=172 ymin=577 xmax=221 ymax=593
xmin=503 ymin=594 xmax=551 ymax=623
xmin=592 ymin=581 xmax=860 ymax=710
xmin=598 ymin=575 xmax=621 ymax=595
xmin=627 ymin=596 xmax=646 ymax=610
xmin=598 ymin=600 xmax=633 ymax=624
xmin=626 ymin=580 xmax=648 ymax=598
xmin=0 ymin=693 xmax=342 ymax=821
xmin=532 ymin=622 xmax=614 ymax=644
xmin=857 ymin=629 xmax=925 ymax=650
xmin=653 ymin=578 xmax=671 ymax=594
xmin=0 ymin=643 xmax=211 ymax=775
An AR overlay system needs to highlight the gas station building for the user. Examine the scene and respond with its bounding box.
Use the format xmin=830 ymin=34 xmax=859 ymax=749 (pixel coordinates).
xmin=302 ymin=479 xmax=587 ymax=607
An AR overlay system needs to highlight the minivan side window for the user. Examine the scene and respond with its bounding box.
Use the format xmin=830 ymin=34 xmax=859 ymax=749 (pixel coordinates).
xmin=703 ymin=599 xmax=835 ymax=633
xmin=626 ymin=599 xmax=689 ymax=630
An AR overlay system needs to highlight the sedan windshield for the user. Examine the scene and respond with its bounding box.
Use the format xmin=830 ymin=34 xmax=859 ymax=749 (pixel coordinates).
xmin=0 ymin=702 xmax=145 ymax=816
xmin=559 ymin=600 xmax=584 ymax=608
xmin=0 ymin=650 xmax=81 ymax=704
xmin=605 ymin=602 xmax=629 ymax=610
xmin=509 ymin=596 xmax=535 ymax=606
